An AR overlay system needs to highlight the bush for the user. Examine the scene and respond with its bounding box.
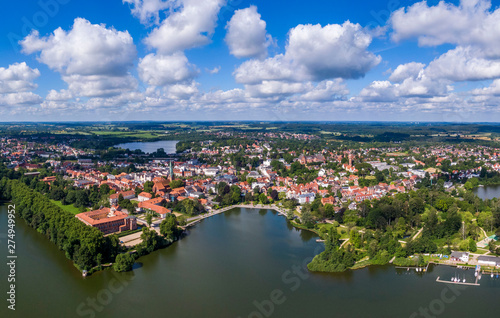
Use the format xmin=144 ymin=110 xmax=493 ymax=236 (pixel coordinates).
xmin=113 ymin=253 xmax=135 ymax=272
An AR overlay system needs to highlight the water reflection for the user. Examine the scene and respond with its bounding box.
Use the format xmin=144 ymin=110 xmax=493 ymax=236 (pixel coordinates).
xmin=473 ymin=184 xmax=500 ymax=200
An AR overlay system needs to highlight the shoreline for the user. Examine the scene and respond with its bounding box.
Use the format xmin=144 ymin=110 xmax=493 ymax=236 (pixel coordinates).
xmin=184 ymin=203 xmax=290 ymax=227
xmin=185 ymin=203 xmax=322 ymax=236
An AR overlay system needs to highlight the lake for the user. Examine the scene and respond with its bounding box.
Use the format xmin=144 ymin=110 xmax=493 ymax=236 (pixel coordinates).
xmin=473 ymin=184 xmax=500 ymax=200
xmin=1 ymin=205 xmax=499 ymax=318
xmin=115 ymin=140 xmax=178 ymax=154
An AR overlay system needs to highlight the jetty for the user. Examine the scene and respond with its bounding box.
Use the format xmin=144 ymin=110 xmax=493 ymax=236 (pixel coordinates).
xmin=436 ymin=276 xmax=480 ymax=286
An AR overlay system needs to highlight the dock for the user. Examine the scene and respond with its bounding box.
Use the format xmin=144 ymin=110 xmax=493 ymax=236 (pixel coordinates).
xmin=436 ymin=276 xmax=480 ymax=286
xmin=395 ymin=266 xmax=427 ymax=272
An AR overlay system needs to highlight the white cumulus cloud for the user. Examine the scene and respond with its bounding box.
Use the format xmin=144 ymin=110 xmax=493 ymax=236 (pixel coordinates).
xmin=123 ymin=0 xmax=171 ymax=25
xmin=0 ymin=62 xmax=40 ymax=94
xmin=144 ymin=0 xmax=226 ymax=54
xmin=138 ymin=53 xmax=199 ymax=86
xmin=225 ymin=6 xmax=271 ymax=59
xmin=21 ymin=18 xmax=137 ymax=97
xmin=391 ymin=0 xmax=500 ymax=58
xmin=234 ymin=22 xmax=381 ymax=84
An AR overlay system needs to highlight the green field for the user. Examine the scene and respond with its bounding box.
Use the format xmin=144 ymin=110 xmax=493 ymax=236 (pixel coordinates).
xmin=50 ymin=200 xmax=84 ymax=215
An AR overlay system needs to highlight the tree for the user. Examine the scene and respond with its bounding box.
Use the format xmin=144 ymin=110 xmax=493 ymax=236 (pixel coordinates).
xmin=469 ymin=238 xmax=477 ymax=252
xmin=230 ymin=186 xmax=242 ymax=204
xmin=169 ymin=179 xmax=184 ymax=189
xmin=324 ymin=204 xmax=335 ymax=219
xmin=100 ymin=184 xmax=111 ymax=195
xmin=394 ymin=217 xmax=407 ymax=238
xmin=286 ymin=209 xmax=295 ymax=220
xmin=259 ymin=193 xmax=268 ymax=204
xmin=245 ymin=192 xmax=253 ymax=202
xmin=301 ymin=209 xmax=315 ymax=228
xmin=177 ymin=215 xmax=187 ymax=226
xmin=7 ymin=179 xmax=120 ymax=272
xmin=113 ymin=253 xmax=135 ymax=272
xmin=160 ymin=214 xmax=181 ymax=241
xmin=143 ymin=181 xmax=154 ymax=193
xmin=145 ymin=213 xmax=153 ymax=228
xmin=478 ymin=211 xmax=494 ymax=232
xmin=270 ymin=189 xmax=279 ymax=201
xmin=409 ymin=197 xmax=425 ymax=216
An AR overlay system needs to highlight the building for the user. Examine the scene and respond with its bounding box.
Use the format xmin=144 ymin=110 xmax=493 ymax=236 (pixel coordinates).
xmin=75 ymin=207 xmax=137 ymax=234
xmin=450 ymin=251 xmax=469 ymax=263
xmin=297 ymin=193 xmax=316 ymax=204
xmin=137 ymin=198 xmax=171 ymax=219
xmin=477 ymin=255 xmax=500 ymax=267
xmin=41 ymin=176 xmax=57 ymax=184
xmin=109 ymin=190 xmax=135 ymax=205
xmin=204 ymin=167 xmax=219 ymax=177
xmin=137 ymin=192 xmax=153 ymax=202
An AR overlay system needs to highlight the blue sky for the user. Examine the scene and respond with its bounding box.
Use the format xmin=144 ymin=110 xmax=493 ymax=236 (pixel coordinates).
xmin=1 ymin=0 xmax=500 ymax=122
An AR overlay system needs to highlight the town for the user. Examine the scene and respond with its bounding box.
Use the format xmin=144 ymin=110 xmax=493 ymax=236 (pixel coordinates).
xmin=1 ymin=122 xmax=500 ymax=276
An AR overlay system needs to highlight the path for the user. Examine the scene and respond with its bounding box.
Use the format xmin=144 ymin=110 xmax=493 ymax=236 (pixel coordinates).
xmin=476 ymin=226 xmax=493 ymax=248
xmin=340 ymin=238 xmax=349 ymax=248
xmin=412 ymin=227 xmax=423 ymax=240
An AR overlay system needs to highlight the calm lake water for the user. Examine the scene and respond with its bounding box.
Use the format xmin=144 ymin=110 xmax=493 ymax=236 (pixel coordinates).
xmin=115 ymin=140 xmax=178 ymax=154
xmin=473 ymin=185 xmax=500 ymax=200
xmin=1 ymin=205 xmax=499 ymax=318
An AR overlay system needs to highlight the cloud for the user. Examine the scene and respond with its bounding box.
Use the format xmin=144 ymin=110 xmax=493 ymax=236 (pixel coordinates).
xmin=138 ymin=52 xmax=199 ymax=86
xmin=0 ymin=62 xmax=41 ymax=107
xmin=21 ymin=18 xmax=136 ymax=76
xmin=166 ymin=81 xmax=199 ymax=99
xmin=225 ymin=6 xmax=271 ymax=59
xmin=0 ymin=92 xmax=42 ymax=106
xmin=390 ymin=0 xmax=500 ymax=58
xmin=388 ymin=62 xmax=425 ymax=83
xmin=144 ymin=0 xmax=226 ymax=54
xmin=471 ymin=79 xmax=500 ymax=96
xmin=246 ymin=81 xmax=309 ymax=99
xmin=234 ymin=22 xmax=381 ymax=84
xmin=358 ymin=71 xmax=450 ymax=103
xmin=292 ymin=79 xmax=349 ymax=102
xmin=123 ymin=0 xmax=171 ymax=25
xmin=285 ymin=22 xmax=381 ymax=80
xmin=234 ymin=55 xmax=295 ymax=84
xmin=46 ymin=89 xmax=73 ymax=101
xmin=206 ymin=66 xmax=220 ymax=74
xmin=62 ymin=74 xmax=137 ymax=98
xmin=21 ymin=18 xmax=137 ymax=97
xmin=0 ymin=62 xmax=40 ymax=94
xmin=425 ymin=46 xmax=500 ymax=81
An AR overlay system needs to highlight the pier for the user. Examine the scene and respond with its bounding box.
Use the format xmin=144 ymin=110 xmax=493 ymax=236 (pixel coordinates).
xmin=436 ymin=276 xmax=480 ymax=286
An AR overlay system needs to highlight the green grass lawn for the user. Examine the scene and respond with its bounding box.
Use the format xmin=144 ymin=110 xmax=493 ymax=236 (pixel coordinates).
xmin=50 ymin=200 xmax=84 ymax=215
xmin=315 ymin=223 xmax=353 ymax=240
xmin=474 ymin=248 xmax=490 ymax=254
